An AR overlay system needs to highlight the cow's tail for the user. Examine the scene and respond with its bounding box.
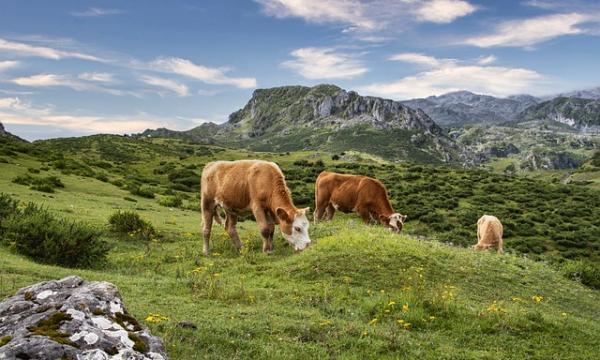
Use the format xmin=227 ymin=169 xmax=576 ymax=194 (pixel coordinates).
xmin=213 ymin=205 xmax=224 ymax=227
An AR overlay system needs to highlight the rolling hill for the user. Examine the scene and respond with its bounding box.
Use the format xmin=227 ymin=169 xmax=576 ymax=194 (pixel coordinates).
xmin=1 ymin=134 xmax=600 ymax=359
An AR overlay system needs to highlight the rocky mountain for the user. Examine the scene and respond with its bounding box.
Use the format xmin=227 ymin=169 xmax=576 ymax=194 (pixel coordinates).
xmin=555 ymin=87 xmax=600 ymax=100
xmin=517 ymin=97 xmax=600 ymax=130
xmin=141 ymin=84 xmax=472 ymax=164
xmin=401 ymin=91 xmax=540 ymax=126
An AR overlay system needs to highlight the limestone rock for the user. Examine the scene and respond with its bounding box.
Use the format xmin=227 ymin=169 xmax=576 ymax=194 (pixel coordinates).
xmin=0 ymin=276 xmax=168 ymax=360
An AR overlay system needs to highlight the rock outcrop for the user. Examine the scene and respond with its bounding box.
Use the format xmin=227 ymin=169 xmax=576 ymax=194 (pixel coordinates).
xmin=139 ymin=84 xmax=473 ymax=164
xmin=0 ymin=276 xmax=168 ymax=360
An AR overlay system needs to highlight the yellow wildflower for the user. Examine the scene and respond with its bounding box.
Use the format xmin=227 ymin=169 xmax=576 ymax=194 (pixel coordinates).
xmin=368 ymin=318 xmax=379 ymax=326
xmin=402 ymin=304 xmax=409 ymax=313
xmin=532 ymin=295 xmax=544 ymax=303
xmin=145 ymin=313 xmax=169 ymax=324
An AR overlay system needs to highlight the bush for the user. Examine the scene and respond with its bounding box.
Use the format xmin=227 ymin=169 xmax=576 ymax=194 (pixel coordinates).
xmin=129 ymin=185 xmax=155 ymax=199
xmin=12 ymin=174 xmax=65 ymax=193
xmin=0 ymin=193 xmax=19 ymax=221
xmin=108 ymin=210 xmax=156 ymax=240
xmin=158 ymin=195 xmax=183 ymax=208
xmin=0 ymin=201 xmax=108 ymax=268
xmin=560 ymin=260 xmax=600 ymax=289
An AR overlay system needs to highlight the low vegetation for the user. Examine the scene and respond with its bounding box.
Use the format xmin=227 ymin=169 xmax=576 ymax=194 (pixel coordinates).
xmin=1 ymin=134 xmax=599 ymax=358
xmin=0 ymin=194 xmax=108 ymax=268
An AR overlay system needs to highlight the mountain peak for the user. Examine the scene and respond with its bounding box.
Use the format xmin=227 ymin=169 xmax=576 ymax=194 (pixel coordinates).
xmin=141 ymin=84 xmax=472 ymax=164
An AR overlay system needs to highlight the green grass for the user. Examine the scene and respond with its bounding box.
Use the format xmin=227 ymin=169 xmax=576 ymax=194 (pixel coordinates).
xmin=1 ymin=135 xmax=600 ymax=358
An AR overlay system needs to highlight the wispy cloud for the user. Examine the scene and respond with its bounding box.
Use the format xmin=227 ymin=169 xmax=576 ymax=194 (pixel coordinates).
xmin=388 ymin=53 xmax=447 ymax=67
xmin=139 ymin=75 xmax=189 ymax=97
xmin=0 ymin=37 xmax=104 ymax=61
xmin=0 ymin=60 xmax=20 ymax=72
xmin=0 ymin=97 xmax=162 ymax=134
xmin=70 ymin=7 xmax=123 ymax=18
xmin=476 ymin=55 xmax=497 ymax=65
xmin=360 ymin=53 xmax=545 ymax=99
xmin=148 ymin=57 xmax=257 ymax=88
xmin=463 ymin=13 xmax=592 ymax=48
xmin=282 ymin=47 xmax=368 ymax=79
xmin=415 ymin=0 xmax=477 ymax=24
xmin=78 ymin=72 xmax=116 ymax=83
xmin=256 ymin=0 xmax=378 ymax=30
xmin=10 ymin=73 xmax=141 ymax=97
xmin=256 ymin=0 xmax=477 ymax=35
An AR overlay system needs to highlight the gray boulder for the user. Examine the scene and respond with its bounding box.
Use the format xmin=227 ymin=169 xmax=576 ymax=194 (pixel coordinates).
xmin=0 ymin=276 xmax=168 ymax=360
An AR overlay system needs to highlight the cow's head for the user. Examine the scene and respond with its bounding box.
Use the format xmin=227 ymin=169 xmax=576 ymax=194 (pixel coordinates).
xmin=277 ymin=207 xmax=311 ymax=251
xmin=381 ymin=213 xmax=407 ymax=233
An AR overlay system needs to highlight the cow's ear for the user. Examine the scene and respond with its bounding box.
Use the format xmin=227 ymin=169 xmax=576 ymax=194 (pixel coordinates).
xmin=301 ymin=207 xmax=310 ymax=215
xmin=402 ymin=214 xmax=407 ymax=222
xmin=276 ymin=207 xmax=291 ymax=223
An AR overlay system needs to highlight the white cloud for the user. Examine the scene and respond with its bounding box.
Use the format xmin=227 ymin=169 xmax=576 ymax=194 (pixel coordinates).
xmin=256 ymin=0 xmax=377 ymax=30
xmin=256 ymin=0 xmax=476 ymax=35
xmin=0 ymin=37 xmax=104 ymax=61
xmin=360 ymin=53 xmax=545 ymax=99
xmin=149 ymin=57 xmax=257 ymax=89
xmin=139 ymin=75 xmax=189 ymax=97
xmin=0 ymin=97 xmax=26 ymax=110
xmin=476 ymin=55 xmax=497 ymax=65
xmin=10 ymin=73 xmax=141 ymax=97
xmin=464 ymin=13 xmax=590 ymax=48
xmin=282 ymin=47 xmax=368 ymax=79
xmin=0 ymin=98 xmax=162 ymax=134
xmin=388 ymin=53 xmax=445 ymax=67
xmin=78 ymin=72 xmax=116 ymax=83
xmin=70 ymin=7 xmax=123 ymax=17
xmin=415 ymin=0 xmax=477 ymax=24
xmin=0 ymin=60 xmax=19 ymax=72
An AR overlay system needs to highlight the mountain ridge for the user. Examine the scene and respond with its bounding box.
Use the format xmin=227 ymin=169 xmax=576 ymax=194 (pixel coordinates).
xmin=140 ymin=84 xmax=472 ymax=164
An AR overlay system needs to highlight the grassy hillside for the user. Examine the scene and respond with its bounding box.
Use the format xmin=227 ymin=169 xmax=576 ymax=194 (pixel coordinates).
xmin=1 ymin=135 xmax=600 ymax=358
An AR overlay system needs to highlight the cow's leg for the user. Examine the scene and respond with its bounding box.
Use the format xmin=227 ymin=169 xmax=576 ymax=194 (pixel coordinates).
xmin=314 ymin=194 xmax=329 ymax=222
xmin=497 ymin=239 xmax=504 ymax=254
xmin=356 ymin=206 xmax=371 ymax=225
xmin=253 ymin=206 xmax=273 ymax=253
xmin=325 ymin=203 xmax=336 ymax=220
xmin=225 ymin=212 xmax=243 ymax=251
xmin=201 ymin=197 xmax=215 ymax=256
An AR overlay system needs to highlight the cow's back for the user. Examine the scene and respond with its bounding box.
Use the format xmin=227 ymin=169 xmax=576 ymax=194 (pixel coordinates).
xmin=478 ymin=215 xmax=503 ymax=244
xmin=202 ymin=160 xmax=281 ymax=211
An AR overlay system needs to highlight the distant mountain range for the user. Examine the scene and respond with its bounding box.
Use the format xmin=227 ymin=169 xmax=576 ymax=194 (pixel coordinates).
xmin=401 ymin=91 xmax=540 ymax=126
xmin=401 ymin=87 xmax=600 ymax=128
xmin=518 ymin=97 xmax=600 ymax=129
xmin=140 ymin=84 xmax=472 ymax=164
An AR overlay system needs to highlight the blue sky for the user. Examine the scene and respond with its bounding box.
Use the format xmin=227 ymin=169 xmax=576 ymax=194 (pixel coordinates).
xmin=1 ymin=0 xmax=600 ymax=140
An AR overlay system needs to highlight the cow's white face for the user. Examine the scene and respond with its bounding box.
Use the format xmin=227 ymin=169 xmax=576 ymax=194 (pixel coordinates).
xmin=388 ymin=213 xmax=407 ymax=233
xmin=278 ymin=207 xmax=311 ymax=251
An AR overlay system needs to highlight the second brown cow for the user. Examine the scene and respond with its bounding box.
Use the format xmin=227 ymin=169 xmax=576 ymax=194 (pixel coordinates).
xmin=314 ymin=171 xmax=406 ymax=232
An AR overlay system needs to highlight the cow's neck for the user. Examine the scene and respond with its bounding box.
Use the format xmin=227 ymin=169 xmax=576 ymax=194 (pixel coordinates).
xmin=269 ymin=181 xmax=296 ymax=214
xmin=375 ymin=200 xmax=395 ymax=219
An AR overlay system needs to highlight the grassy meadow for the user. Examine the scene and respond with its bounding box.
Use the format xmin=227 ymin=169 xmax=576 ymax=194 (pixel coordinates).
xmin=1 ymin=135 xmax=600 ymax=358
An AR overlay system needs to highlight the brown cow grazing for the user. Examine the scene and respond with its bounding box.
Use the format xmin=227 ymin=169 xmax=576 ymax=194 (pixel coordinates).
xmin=314 ymin=171 xmax=407 ymax=232
xmin=201 ymin=160 xmax=311 ymax=255
xmin=474 ymin=215 xmax=504 ymax=254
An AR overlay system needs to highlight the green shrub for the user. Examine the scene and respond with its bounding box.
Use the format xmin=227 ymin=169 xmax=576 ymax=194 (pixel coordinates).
xmin=560 ymin=260 xmax=600 ymax=289
xmin=158 ymin=195 xmax=183 ymax=208
xmin=12 ymin=174 xmax=65 ymax=193
xmin=108 ymin=210 xmax=156 ymax=240
xmin=1 ymin=202 xmax=108 ymax=268
xmin=129 ymin=185 xmax=155 ymax=199
xmin=0 ymin=193 xmax=19 ymax=221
